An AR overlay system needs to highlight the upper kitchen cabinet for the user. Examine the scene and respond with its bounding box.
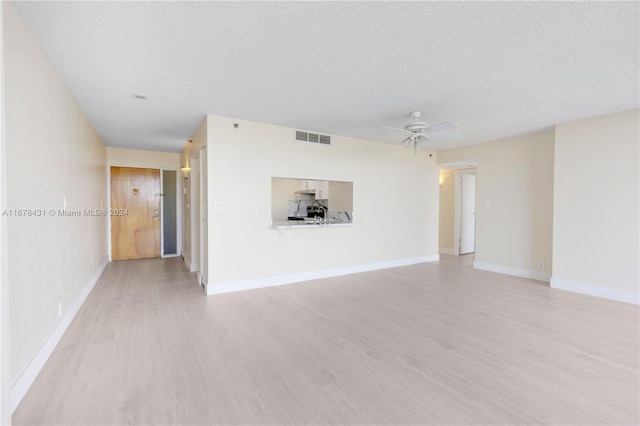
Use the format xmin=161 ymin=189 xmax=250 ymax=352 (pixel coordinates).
xmin=300 ymin=180 xmax=329 ymax=199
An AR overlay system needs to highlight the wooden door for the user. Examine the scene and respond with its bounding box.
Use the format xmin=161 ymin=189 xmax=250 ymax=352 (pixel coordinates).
xmin=111 ymin=167 xmax=161 ymax=260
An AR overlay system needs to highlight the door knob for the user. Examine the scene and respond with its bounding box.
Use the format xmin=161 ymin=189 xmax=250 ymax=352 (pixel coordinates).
xmin=153 ymin=210 xmax=160 ymax=219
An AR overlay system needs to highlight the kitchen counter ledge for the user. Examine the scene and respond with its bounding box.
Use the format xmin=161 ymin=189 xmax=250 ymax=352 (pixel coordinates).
xmin=271 ymin=220 xmax=354 ymax=229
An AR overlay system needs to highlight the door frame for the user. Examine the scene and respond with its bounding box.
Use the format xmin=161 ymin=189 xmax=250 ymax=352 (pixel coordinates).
xmin=457 ymin=171 xmax=477 ymax=255
xmin=107 ymin=165 xmax=182 ymax=261
xmin=454 ymin=168 xmax=477 ymax=255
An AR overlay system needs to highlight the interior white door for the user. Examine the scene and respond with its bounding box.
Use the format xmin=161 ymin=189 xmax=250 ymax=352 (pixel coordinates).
xmin=459 ymin=173 xmax=476 ymax=254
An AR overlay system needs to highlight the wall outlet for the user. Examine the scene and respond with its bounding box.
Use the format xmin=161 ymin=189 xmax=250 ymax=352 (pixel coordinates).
xmin=58 ymin=302 xmax=63 ymax=317
xmin=515 ymin=258 xmax=522 ymax=266
xmin=537 ymin=262 xmax=545 ymax=270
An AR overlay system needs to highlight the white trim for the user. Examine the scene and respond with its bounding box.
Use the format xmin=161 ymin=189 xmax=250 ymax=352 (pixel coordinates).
xmin=182 ymin=255 xmax=199 ymax=273
xmin=11 ymin=258 xmax=109 ymax=412
xmin=206 ymin=255 xmax=439 ymax=295
xmin=473 ymin=261 xmax=551 ymax=282
xmin=550 ymin=277 xmax=639 ymax=305
xmin=439 ymin=247 xmax=455 ymax=256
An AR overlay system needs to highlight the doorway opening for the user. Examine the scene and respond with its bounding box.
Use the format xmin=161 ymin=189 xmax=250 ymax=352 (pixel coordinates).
xmin=457 ymin=171 xmax=476 ymax=255
xmin=110 ymin=166 xmax=179 ymax=261
xmin=438 ymin=162 xmax=477 ymax=257
xmin=162 ymin=170 xmax=177 ymax=256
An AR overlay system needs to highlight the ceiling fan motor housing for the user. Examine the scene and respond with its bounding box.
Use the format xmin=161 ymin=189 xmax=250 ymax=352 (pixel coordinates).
xmin=405 ymin=122 xmax=429 ymax=132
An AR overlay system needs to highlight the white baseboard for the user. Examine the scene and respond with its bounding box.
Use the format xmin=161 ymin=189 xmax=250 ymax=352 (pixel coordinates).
xmin=439 ymin=247 xmax=455 ymax=255
xmin=551 ymin=277 xmax=639 ymax=305
xmin=207 ymin=255 xmax=439 ymax=295
xmin=473 ymin=261 xmax=551 ymax=282
xmin=182 ymin=255 xmax=199 ymax=272
xmin=10 ymin=257 xmax=109 ymax=413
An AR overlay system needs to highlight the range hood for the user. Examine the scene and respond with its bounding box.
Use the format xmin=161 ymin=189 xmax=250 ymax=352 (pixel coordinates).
xmin=295 ymin=189 xmax=316 ymax=195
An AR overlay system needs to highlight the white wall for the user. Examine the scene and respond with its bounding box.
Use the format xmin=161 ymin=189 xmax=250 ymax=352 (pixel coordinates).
xmin=106 ymin=147 xmax=179 ymax=170
xmin=205 ymin=115 xmax=439 ymax=292
xmin=181 ymin=120 xmax=206 ymax=273
xmin=4 ymin=1 xmax=108 ymax=411
xmin=552 ymin=109 xmax=639 ymax=304
xmin=438 ymin=131 xmax=555 ymax=281
xmin=0 ymin=2 xmax=9 ymax=423
xmin=180 ymin=144 xmax=191 ymax=266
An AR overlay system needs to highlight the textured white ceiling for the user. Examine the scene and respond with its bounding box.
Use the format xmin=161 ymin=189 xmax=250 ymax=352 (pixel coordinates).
xmin=13 ymin=1 xmax=639 ymax=152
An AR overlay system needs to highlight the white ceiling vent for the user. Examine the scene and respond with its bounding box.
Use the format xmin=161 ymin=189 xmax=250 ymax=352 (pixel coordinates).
xmin=296 ymin=130 xmax=331 ymax=145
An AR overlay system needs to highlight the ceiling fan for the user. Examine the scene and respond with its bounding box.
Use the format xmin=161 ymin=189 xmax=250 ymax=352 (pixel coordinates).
xmin=382 ymin=111 xmax=463 ymax=156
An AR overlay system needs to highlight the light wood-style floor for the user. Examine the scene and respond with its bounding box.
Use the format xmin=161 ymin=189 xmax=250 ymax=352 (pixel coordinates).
xmin=14 ymin=255 xmax=639 ymax=425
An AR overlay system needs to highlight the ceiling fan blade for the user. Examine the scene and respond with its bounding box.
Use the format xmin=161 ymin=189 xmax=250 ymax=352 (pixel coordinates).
xmin=426 ymin=132 xmax=464 ymax=141
xmin=425 ymin=121 xmax=458 ymax=133
xmin=400 ymin=136 xmax=413 ymax=146
xmin=380 ymin=126 xmax=411 ymax=135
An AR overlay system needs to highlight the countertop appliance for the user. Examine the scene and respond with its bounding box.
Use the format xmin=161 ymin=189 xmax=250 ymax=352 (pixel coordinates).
xmin=307 ymin=205 xmax=325 ymax=218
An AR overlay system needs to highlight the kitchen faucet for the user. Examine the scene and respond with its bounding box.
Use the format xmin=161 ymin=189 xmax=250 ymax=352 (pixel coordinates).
xmin=316 ymin=202 xmax=329 ymax=224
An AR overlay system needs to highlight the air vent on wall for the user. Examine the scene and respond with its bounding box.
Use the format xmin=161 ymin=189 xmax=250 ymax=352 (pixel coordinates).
xmin=296 ymin=130 xmax=331 ymax=145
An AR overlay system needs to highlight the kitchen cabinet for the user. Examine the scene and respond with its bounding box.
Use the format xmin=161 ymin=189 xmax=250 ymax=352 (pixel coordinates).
xmin=300 ymin=180 xmax=329 ymax=199
xmin=315 ymin=181 xmax=329 ymax=199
